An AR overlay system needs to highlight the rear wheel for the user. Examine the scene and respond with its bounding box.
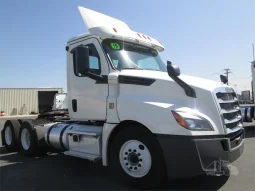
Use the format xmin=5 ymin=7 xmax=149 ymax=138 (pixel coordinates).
xmin=21 ymin=128 xmax=31 ymax=150
xmin=109 ymin=125 xmax=166 ymax=189
xmin=19 ymin=121 xmax=38 ymax=156
xmin=17 ymin=119 xmax=25 ymax=125
xmin=2 ymin=120 xmax=20 ymax=152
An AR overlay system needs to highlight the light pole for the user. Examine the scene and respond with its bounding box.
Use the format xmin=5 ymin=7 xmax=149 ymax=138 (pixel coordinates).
xmin=224 ymin=69 xmax=231 ymax=85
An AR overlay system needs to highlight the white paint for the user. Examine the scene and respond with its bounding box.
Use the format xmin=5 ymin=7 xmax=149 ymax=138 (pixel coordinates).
xmin=21 ymin=128 xmax=30 ymax=150
xmin=77 ymin=6 xmax=164 ymax=52
xmin=106 ymin=72 xmax=120 ymax=123
xmin=102 ymin=123 xmax=117 ymax=166
xmin=119 ymin=140 xmax=151 ymax=178
xmin=62 ymin=6 xmax=244 ymax=169
xmin=78 ymin=6 xmax=130 ymax=31
xmin=67 ymin=37 xmax=109 ymax=121
xmin=144 ymin=102 xmax=173 ymax=108
xmin=118 ymin=69 xmax=226 ymax=92
xmin=116 ymin=69 xmax=226 ymax=135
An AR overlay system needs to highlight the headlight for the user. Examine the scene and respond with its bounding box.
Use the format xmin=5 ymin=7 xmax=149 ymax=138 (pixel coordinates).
xmin=171 ymin=111 xmax=214 ymax=131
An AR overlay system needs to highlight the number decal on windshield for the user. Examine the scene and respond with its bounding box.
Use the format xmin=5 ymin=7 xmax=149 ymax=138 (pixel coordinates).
xmin=110 ymin=43 xmax=120 ymax=50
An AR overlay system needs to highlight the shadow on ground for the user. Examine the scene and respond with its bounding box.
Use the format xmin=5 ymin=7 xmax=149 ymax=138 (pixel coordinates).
xmin=0 ymin=147 xmax=230 ymax=190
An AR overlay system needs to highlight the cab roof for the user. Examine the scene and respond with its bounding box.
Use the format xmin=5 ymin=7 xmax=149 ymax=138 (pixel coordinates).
xmin=68 ymin=6 xmax=164 ymax=52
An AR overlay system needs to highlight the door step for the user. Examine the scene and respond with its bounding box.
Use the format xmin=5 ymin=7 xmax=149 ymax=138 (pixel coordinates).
xmin=64 ymin=150 xmax=101 ymax=161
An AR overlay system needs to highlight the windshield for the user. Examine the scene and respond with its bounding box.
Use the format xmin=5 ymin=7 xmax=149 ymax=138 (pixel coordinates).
xmin=102 ymin=39 xmax=167 ymax=71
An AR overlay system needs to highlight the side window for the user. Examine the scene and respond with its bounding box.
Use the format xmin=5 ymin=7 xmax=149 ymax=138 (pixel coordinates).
xmin=73 ymin=43 xmax=101 ymax=76
xmin=89 ymin=56 xmax=99 ymax=69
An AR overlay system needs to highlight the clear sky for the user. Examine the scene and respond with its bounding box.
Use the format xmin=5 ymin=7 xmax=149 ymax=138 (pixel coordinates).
xmin=0 ymin=0 xmax=254 ymax=93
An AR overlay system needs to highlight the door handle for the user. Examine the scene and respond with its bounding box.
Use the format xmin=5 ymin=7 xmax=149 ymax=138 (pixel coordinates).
xmin=72 ymin=99 xmax=77 ymax=112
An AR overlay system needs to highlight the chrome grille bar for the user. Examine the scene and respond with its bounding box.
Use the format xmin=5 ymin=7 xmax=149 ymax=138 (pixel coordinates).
xmin=214 ymin=88 xmax=242 ymax=130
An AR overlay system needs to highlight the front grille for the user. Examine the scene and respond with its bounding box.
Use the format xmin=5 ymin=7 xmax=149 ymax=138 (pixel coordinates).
xmin=220 ymin=101 xmax=239 ymax=110
xmin=216 ymin=92 xmax=236 ymax=101
xmin=215 ymin=90 xmax=242 ymax=130
xmin=223 ymin=111 xmax=241 ymax=120
xmin=225 ymin=120 xmax=242 ymax=129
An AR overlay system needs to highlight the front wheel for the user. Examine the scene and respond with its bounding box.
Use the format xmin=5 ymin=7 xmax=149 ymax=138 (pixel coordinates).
xmin=109 ymin=125 xmax=166 ymax=189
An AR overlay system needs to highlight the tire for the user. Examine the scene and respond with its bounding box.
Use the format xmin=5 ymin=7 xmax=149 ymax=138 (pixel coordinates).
xmin=18 ymin=121 xmax=39 ymax=156
xmin=17 ymin=119 xmax=25 ymax=125
xmin=2 ymin=120 xmax=20 ymax=152
xmin=109 ymin=125 xmax=167 ymax=189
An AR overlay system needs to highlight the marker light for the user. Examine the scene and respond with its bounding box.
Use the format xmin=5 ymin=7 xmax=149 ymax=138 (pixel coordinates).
xmin=113 ymin=28 xmax=117 ymax=33
xmin=171 ymin=111 xmax=189 ymax=129
xmin=137 ymin=33 xmax=141 ymax=38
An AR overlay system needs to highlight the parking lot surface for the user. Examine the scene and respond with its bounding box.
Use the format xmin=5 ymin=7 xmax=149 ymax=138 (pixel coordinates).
xmin=0 ymin=118 xmax=255 ymax=190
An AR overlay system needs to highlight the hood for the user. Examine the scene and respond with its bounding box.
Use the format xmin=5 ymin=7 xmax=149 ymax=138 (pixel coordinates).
xmin=117 ymin=69 xmax=227 ymax=135
xmin=119 ymin=70 xmax=227 ymax=92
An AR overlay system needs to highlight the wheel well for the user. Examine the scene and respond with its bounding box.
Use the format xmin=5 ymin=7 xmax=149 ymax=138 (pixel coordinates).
xmin=107 ymin=120 xmax=154 ymax=164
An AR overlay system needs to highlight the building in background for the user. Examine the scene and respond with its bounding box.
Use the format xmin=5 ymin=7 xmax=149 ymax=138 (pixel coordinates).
xmin=0 ymin=88 xmax=63 ymax=116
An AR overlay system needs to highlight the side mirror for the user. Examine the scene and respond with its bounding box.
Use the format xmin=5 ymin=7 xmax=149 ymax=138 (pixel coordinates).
xmin=220 ymin=75 xmax=228 ymax=84
xmin=73 ymin=46 xmax=90 ymax=75
xmin=167 ymin=61 xmax=180 ymax=77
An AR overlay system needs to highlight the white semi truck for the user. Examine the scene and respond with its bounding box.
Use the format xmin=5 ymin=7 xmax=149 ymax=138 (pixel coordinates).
xmin=1 ymin=7 xmax=244 ymax=189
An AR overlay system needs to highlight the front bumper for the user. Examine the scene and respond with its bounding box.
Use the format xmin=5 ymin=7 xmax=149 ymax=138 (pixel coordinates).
xmin=156 ymin=128 xmax=244 ymax=178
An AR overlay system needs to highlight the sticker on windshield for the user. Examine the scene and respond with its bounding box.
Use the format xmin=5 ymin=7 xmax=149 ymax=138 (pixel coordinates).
xmin=110 ymin=43 xmax=120 ymax=50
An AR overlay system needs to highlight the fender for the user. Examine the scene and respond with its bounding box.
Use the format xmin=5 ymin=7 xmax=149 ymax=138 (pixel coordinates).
xmin=102 ymin=123 xmax=117 ymax=166
xmin=102 ymin=120 xmax=154 ymax=166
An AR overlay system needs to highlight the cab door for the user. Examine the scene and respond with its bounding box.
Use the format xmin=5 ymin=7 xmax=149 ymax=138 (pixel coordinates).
xmin=68 ymin=37 xmax=109 ymax=121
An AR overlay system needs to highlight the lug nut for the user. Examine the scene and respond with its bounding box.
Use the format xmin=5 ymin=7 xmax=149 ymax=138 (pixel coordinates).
xmin=133 ymin=149 xmax=136 ymax=152
xmin=125 ymin=163 xmax=128 ymax=165
xmin=129 ymin=166 xmax=133 ymax=170
xmin=128 ymin=149 xmax=132 ymax=152
xmin=125 ymin=152 xmax=128 ymax=155
xmin=138 ymin=164 xmax=141 ymax=167
xmin=139 ymin=159 xmax=142 ymax=162
xmin=134 ymin=167 xmax=137 ymax=170
xmin=138 ymin=153 xmax=141 ymax=156
xmin=124 ymin=157 xmax=127 ymax=160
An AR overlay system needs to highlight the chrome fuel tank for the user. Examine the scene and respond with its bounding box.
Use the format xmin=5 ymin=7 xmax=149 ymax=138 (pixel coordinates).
xmin=45 ymin=122 xmax=103 ymax=155
xmin=45 ymin=123 xmax=73 ymax=150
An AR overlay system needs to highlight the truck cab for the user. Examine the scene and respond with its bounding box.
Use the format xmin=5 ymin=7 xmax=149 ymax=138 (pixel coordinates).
xmin=1 ymin=6 xmax=244 ymax=189
xmin=64 ymin=6 xmax=244 ymax=186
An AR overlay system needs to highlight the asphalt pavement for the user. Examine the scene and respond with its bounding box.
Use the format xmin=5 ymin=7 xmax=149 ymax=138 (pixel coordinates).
xmin=0 ymin=117 xmax=255 ymax=190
